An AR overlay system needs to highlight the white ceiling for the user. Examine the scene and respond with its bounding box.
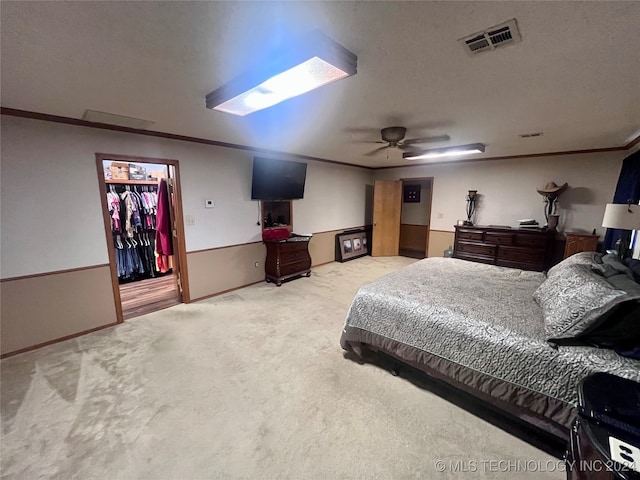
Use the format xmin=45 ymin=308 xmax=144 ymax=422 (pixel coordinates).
xmin=2 ymin=1 xmax=639 ymax=168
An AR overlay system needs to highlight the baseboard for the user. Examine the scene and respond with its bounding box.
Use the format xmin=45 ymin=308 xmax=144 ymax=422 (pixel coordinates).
xmin=0 ymin=322 xmax=119 ymax=359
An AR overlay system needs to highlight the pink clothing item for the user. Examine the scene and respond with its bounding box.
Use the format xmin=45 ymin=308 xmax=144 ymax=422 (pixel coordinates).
xmin=155 ymin=179 xmax=173 ymax=256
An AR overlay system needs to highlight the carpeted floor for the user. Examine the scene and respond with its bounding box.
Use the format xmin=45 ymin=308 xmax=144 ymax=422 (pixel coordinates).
xmin=1 ymin=257 xmax=564 ymax=479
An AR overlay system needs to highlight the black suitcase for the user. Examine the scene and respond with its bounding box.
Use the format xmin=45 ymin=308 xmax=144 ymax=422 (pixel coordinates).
xmin=566 ymin=372 xmax=640 ymax=480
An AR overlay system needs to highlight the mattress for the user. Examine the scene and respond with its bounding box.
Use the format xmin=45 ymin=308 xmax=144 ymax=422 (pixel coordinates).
xmin=340 ymin=257 xmax=640 ymax=438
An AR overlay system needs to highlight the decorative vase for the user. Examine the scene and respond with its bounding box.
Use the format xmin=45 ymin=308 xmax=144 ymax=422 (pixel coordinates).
xmin=548 ymin=214 xmax=559 ymax=231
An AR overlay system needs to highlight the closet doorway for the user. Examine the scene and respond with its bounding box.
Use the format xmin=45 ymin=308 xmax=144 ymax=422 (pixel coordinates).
xmin=95 ymin=153 xmax=189 ymax=322
xmin=399 ymin=178 xmax=433 ymax=259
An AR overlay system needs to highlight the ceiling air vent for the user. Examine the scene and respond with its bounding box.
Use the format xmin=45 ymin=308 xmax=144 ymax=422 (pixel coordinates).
xmin=459 ymin=19 xmax=521 ymax=55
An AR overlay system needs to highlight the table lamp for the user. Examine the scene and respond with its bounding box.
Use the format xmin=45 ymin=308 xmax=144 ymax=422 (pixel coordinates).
xmin=601 ymin=203 xmax=640 ymax=259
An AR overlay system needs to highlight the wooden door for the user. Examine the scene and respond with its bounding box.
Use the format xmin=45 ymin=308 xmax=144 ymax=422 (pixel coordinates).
xmin=372 ymin=180 xmax=402 ymax=256
xmin=165 ymin=168 xmax=183 ymax=301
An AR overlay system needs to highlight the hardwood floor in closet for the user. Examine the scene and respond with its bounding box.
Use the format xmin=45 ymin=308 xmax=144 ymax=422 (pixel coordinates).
xmin=120 ymin=275 xmax=180 ymax=320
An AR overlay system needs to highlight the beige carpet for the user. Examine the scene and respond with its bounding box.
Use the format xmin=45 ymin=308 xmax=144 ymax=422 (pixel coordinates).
xmin=1 ymin=257 xmax=564 ymax=479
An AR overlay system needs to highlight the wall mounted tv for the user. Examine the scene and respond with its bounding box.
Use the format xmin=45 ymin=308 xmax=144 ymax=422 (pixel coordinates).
xmin=251 ymin=157 xmax=307 ymax=200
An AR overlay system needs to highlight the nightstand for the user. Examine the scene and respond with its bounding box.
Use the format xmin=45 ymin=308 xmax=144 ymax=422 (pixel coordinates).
xmin=564 ymin=233 xmax=599 ymax=259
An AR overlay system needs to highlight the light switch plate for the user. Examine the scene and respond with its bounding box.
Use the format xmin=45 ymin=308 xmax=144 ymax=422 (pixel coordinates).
xmin=609 ymin=435 xmax=640 ymax=473
xmin=185 ymin=215 xmax=195 ymax=226
xmin=205 ymin=200 xmax=214 ymax=208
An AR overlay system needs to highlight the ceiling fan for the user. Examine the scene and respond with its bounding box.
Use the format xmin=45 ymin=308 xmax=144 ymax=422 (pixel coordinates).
xmin=361 ymin=126 xmax=450 ymax=157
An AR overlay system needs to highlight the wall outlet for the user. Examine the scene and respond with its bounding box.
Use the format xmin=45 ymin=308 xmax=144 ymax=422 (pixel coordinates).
xmin=437 ymin=212 xmax=444 ymax=219
xmin=205 ymin=199 xmax=214 ymax=208
xmin=185 ymin=215 xmax=195 ymax=226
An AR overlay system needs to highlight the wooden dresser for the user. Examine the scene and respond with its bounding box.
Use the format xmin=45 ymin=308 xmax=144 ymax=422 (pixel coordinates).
xmin=264 ymin=237 xmax=312 ymax=286
xmin=453 ymin=225 xmax=556 ymax=271
xmin=563 ymin=232 xmax=599 ymax=259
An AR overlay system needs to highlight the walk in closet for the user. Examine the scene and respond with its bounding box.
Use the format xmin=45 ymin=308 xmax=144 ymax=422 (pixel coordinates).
xmin=99 ymin=157 xmax=184 ymax=320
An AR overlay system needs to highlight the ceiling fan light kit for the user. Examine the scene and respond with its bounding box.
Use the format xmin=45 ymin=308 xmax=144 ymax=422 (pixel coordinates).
xmin=206 ymin=30 xmax=357 ymax=116
xmin=403 ymin=143 xmax=486 ymax=160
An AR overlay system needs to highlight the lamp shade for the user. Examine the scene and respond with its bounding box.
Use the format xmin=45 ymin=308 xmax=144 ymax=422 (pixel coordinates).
xmin=601 ymin=204 xmax=640 ymax=230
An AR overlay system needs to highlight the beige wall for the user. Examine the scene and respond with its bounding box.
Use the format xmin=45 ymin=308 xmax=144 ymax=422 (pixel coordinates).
xmin=376 ymin=151 xmax=626 ymax=237
xmin=1 ymin=266 xmax=117 ymax=355
xmin=1 ymin=115 xmax=373 ymax=355
xmin=187 ymin=228 xmax=354 ymax=301
xmin=427 ymin=230 xmax=456 ymax=258
xmin=187 ymin=243 xmax=267 ymax=301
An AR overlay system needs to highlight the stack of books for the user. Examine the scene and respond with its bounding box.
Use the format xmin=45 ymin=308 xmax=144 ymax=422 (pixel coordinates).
xmin=518 ymin=219 xmax=540 ymax=229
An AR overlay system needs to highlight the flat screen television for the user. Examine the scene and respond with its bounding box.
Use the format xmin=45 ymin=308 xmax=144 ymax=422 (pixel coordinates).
xmin=251 ymin=157 xmax=307 ymax=200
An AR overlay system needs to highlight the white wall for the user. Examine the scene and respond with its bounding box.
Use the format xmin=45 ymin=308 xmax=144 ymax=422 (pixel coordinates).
xmin=400 ymin=180 xmax=430 ymax=225
xmin=375 ymin=152 xmax=625 ymax=235
xmin=0 ymin=116 xmax=373 ymax=278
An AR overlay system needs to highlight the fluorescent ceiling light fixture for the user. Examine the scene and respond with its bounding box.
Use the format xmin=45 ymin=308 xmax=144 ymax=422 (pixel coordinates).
xmin=206 ymin=31 xmax=357 ymax=116
xmin=403 ymin=143 xmax=486 ymax=160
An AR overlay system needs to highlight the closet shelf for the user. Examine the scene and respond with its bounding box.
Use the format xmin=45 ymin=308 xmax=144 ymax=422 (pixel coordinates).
xmin=105 ymin=179 xmax=161 ymax=185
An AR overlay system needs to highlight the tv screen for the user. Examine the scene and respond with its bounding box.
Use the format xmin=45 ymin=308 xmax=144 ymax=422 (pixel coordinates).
xmin=251 ymin=157 xmax=307 ymax=200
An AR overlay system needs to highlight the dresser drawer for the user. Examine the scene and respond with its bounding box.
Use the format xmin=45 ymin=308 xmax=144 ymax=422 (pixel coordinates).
xmin=457 ymin=229 xmax=484 ymax=241
xmin=279 ymin=259 xmax=311 ymax=276
xmin=497 ymin=245 xmax=545 ymax=263
xmin=454 ymin=252 xmax=496 ymax=265
xmin=496 ymin=259 xmax=544 ymax=271
xmin=280 ymin=249 xmax=310 ymax=264
xmin=280 ymin=241 xmax=309 ymax=252
xmin=484 ymin=232 xmax=514 ymax=245
xmin=456 ymin=241 xmax=497 ymax=257
xmin=514 ymin=233 xmax=548 ymax=248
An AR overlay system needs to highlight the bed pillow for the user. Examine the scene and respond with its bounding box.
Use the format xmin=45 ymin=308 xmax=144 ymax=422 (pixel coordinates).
xmin=624 ymin=258 xmax=640 ymax=283
xmin=598 ymin=254 xmax=635 ymax=279
xmin=577 ymin=300 xmax=640 ymax=349
xmin=546 ymin=251 xmax=603 ymax=278
xmin=533 ymin=264 xmax=640 ymax=342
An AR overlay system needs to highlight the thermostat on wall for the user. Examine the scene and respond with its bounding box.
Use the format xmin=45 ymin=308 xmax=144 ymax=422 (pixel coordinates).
xmin=205 ymin=200 xmax=214 ymax=208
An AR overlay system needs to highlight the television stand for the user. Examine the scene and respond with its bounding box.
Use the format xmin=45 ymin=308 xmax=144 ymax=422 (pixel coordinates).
xmin=264 ymin=237 xmax=312 ymax=286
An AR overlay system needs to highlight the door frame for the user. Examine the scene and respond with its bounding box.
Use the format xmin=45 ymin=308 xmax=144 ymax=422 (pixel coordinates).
xmin=400 ymin=177 xmax=434 ymax=258
xmin=95 ymin=153 xmax=190 ymax=324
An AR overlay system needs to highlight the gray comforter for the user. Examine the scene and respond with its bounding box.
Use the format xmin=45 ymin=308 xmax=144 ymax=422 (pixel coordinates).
xmin=342 ymin=258 xmax=640 ymax=408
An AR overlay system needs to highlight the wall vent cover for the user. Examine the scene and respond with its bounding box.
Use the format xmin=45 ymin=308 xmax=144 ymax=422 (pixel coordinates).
xmin=459 ymin=19 xmax=521 ymax=55
xmin=82 ymin=110 xmax=155 ymax=130
xmin=519 ymin=132 xmax=543 ymax=138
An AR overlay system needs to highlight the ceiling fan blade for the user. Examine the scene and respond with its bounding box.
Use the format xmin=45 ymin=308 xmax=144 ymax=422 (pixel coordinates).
xmin=364 ymin=145 xmax=389 ymax=156
xmin=345 ymin=127 xmax=380 ymax=134
xmin=402 ymin=134 xmax=451 ymax=146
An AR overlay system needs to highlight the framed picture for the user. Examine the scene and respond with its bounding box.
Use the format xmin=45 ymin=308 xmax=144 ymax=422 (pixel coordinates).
xmin=403 ymin=184 xmax=421 ymax=203
xmin=336 ymin=230 xmax=369 ymax=262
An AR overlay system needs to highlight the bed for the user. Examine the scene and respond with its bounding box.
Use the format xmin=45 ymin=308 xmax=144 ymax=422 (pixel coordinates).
xmin=340 ymin=254 xmax=640 ymax=440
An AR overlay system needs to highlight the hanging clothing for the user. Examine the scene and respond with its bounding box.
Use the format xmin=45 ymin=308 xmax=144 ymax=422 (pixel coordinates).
xmin=155 ymin=179 xmax=173 ymax=273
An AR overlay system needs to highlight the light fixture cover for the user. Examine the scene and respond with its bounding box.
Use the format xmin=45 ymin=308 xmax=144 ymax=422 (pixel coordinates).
xmin=602 ymin=203 xmax=640 ymax=230
xmin=403 ymin=143 xmax=485 ymax=160
xmin=206 ymin=31 xmax=357 ymax=116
